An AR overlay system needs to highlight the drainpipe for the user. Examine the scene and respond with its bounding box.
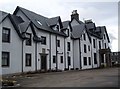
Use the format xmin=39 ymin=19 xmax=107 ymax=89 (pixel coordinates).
xmin=95 ymin=38 xmax=99 ymax=67
xmin=21 ymin=40 xmax=24 ymax=73
xmin=49 ymin=33 xmax=51 ymax=70
xmin=56 ymin=35 xmax=58 ymax=70
xmin=72 ymin=40 xmax=74 ymax=69
xmin=35 ymin=42 xmax=37 ymax=71
xmin=64 ymin=37 xmax=66 ymax=69
xmin=91 ymin=41 xmax=93 ymax=68
xmin=79 ymin=38 xmax=82 ymax=69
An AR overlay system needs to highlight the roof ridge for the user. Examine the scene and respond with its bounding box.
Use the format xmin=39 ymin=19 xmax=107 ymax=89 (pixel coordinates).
xmin=17 ymin=6 xmax=48 ymax=19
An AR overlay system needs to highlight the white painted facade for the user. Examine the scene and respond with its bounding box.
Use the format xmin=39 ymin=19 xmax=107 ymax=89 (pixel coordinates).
xmin=81 ymin=30 xmax=92 ymax=69
xmin=1 ymin=8 xmax=110 ymax=75
xmin=2 ymin=17 xmax=22 ymax=74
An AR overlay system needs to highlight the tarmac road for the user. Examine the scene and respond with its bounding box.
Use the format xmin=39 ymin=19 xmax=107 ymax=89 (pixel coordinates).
xmin=16 ymin=67 xmax=119 ymax=87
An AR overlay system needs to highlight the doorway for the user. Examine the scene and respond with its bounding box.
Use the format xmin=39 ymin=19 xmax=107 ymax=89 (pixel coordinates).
xmin=41 ymin=55 xmax=47 ymax=71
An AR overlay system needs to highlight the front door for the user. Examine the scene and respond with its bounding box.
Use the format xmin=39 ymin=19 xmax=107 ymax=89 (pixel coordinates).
xmin=41 ymin=55 xmax=47 ymax=70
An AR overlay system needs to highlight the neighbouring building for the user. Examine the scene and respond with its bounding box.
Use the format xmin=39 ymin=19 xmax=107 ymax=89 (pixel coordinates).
xmin=111 ymin=51 xmax=120 ymax=65
xmin=0 ymin=7 xmax=111 ymax=75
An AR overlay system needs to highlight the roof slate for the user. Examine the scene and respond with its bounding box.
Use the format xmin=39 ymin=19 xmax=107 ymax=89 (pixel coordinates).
xmin=14 ymin=6 xmax=66 ymax=37
xmin=71 ymin=24 xmax=85 ymax=39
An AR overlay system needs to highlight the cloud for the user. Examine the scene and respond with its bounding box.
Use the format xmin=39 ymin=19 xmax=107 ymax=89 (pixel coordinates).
xmin=0 ymin=0 xmax=118 ymax=51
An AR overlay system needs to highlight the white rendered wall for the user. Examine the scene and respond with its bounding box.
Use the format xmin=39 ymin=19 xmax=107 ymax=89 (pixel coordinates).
xmin=23 ymin=26 xmax=36 ymax=72
xmin=81 ymin=30 xmax=92 ymax=69
xmin=0 ymin=12 xmax=2 ymax=75
xmin=2 ymin=17 xmax=22 ymax=74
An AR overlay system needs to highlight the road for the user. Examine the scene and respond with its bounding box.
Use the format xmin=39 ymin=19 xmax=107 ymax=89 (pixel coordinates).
xmin=14 ymin=67 xmax=119 ymax=87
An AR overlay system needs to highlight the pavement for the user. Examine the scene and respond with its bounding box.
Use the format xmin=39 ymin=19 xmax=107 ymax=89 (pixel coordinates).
xmin=2 ymin=67 xmax=119 ymax=87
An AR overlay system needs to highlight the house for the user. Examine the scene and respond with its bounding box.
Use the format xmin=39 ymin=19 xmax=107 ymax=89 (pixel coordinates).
xmin=71 ymin=10 xmax=111 ymax=68
xmin=0 ymin=7 xmax=111 ymax=75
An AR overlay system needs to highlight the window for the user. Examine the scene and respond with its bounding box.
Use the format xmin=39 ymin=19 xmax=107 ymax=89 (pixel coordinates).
xmin=41 ymin=36 xmax=46 ymax=45
xmin=60 ymin=56 xmax=63 ymax=63
xmin=53 ymin=56 xmax=56 ymax=63
xmin=37 ymin=20 xmax=42 ymax=25
xmin=2 ymin=27 xmax=10 ymax=42
xmin=68 ymin=56 xmax=71 ymax=65
xmin=88 ymin=45 xmax=90 ymax=51
xmin=2 ymin=52 xmax=10 ymax=67
xmin=93 ymin=39 xmax=96 ymax=48
xmin=89 ymin=57 xmax=91 ymax=65
xmin=105 ymin=43 xmax=106 ymax=49
xmin=26 ymin=54 xmax=31 ymax=66
xmin=94 ymin=53 xmax=97 ymax=64
xmin=83 ymin=57 xmax=87 ymax=65
xmin=56 ymin=25 xmax=59 ymax=30
xmin=57 ymin=40 xmax=60 ymax=47
xmin=83 ymin=34 xmax=86 ymax=40
xmin=67 ymin=29 xmax=69 ymax=36
xmin=101 ymin=54 xmax=104 ymax=63
xmin=84 ymin=44 xmax=87 ymax=53
xmin=104 ymin=34 xmax=105 ymax=39
xmin=99 ymin=41 xmax=101 ymax=49
xmin=67 ymin=42 xmax=71 ymax=51
xmin=26 ymin=33 xmax=32 ymax=46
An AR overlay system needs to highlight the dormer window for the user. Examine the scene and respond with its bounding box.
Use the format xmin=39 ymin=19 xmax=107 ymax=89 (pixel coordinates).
xmin=56 ymin=25 xmax=59 ymax=30
xmin=26 ymin=33 xmax=32 ymax=46
xmin=37 ymin=20 xmax=42 ymax=25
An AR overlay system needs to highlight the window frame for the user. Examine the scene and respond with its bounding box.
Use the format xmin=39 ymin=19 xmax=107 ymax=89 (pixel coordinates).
xmin=99 ymin=41 xmax=101 ymax=49
xmin=68 ymin=56 xmax=71 ymax=66
xmin=88 ymin=57 xmax=91 ymax=65
xmin=93 ymin=39 xmax=96 ymax=48
xmin=2 ymin=52 xmax=10 ymax=67
xmin=94 ymin=53 xmax=97 ymax=64
xmin=67 ymin=42 xmax=71 ymax=51
xmin=25 ymin=53 xmax=32 ymax=67
xmin=60 ymin=56 xmax=63 ymax=63
xmin=26 ymin=33 xmax=32 ymax=46
xmin=88 ymin=45 xmax=90 ymax=51
xmin=83 ymin=34 xmax=86 ymax=41
xmin=2 ymin=27 xmax=10 ymax=43
xmin=84 ymin=44 xmax=87 ymax=53
xmin=57 ymin=40 xmax=60 ymax=47
xmin=41 ymin=36 xmax=46 ymax=45
xmin=83 ymin=57 xmax=87 ymax=66
xmin=53 ymin=55 xmax=56 ymax=63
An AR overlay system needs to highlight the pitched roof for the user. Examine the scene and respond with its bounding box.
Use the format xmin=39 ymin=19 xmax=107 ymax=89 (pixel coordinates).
xmin=71 ymin=24 xmax=85 ymax=39
xmin=62 ymin=21 xmax=70 ymax=29
xmin=46 ymin=16 xmax=60 ymax=26
xmin=13 ymin=6 xmax=66 ymax=37
xmin=0 ymin=11 xmax=9 ymax=23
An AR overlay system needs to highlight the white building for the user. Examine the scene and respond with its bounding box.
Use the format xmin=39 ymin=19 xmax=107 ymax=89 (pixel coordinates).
xmin=0 ymin=7 xmax=111 ymax=75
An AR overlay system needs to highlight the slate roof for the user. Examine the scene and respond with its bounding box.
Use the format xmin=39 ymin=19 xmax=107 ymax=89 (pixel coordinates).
xmin=13 ymin=6 xmax=67 ymax=37
xmin=85 ymin=22 xmax=96 ymax=30
xmin=71 ymin=24 xmax=85 ymax=39
xmin=62 ymin=21 xmax=70 ymax=29
xmin=46 ymin=16 xmax=60 ymax=26
xmin=0 ymin=11 xmax=9 ymax=23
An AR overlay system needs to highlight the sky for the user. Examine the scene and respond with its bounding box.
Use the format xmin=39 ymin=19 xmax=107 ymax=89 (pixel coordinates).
xmin=0 ymin=0 xmax=119 ymax=52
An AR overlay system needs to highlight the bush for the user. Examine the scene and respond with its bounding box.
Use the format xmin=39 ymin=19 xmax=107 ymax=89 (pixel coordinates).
xmin=2 ymin=80 xmax=16 ymax=86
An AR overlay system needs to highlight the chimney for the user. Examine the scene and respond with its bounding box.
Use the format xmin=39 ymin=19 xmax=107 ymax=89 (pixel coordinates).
xmin=71 ymin=10 xmax=79 ymax=21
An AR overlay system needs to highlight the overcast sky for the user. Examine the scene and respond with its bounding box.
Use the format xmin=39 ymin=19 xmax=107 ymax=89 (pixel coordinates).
xmin=0 ymin=0 xmax=119 ymax=52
